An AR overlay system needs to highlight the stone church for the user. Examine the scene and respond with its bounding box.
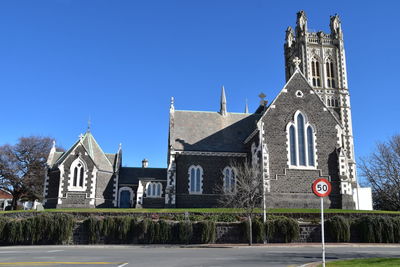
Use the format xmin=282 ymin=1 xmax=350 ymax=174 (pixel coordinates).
xmin=43 ymin=11 xmax=370 ymax=210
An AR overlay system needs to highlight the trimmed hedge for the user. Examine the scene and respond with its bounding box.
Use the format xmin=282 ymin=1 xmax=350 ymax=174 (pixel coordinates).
xmin=0 ymin=214 xmax=74 ymax=245
xmin=325 ymin=216 xmax=350 ymax=242
xmin=84 ymin=217 xmax=204 ymax=244
xmin=241 ymin=216 xmax=300 ymax=243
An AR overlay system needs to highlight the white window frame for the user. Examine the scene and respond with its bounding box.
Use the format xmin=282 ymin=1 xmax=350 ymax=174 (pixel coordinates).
xmin=188 ymin=165 xmax=203 ymax=194
xmin=223 ymin=166 xmax=236 ymax=194
xmin=68 ymin=157 xmax=88 ymax=191
xmin=146 ymin=182 xmax=163 ymax=197
xmin=286 ymin=111 xmax=318 ymax=169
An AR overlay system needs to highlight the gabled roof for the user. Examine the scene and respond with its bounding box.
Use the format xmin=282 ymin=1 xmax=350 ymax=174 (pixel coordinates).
xmin=260 ymin=68 xmax=343 ymax=127
xmin=243 ymin=68 xmax=344 ymax=143
xmin=170 ymin=110 xmax=260 ymax=152
xmin=118 ymin=167 xmax=167 ymax=184
xmin=52 ymin=131 xmax=115 ymax=172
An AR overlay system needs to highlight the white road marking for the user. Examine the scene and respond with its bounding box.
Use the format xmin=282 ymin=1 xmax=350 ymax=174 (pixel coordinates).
xmin=118 ymin=263 xmax=129 ymax=267
xmin=0 ymin=251 xmax=19 ymax=254
xmin=47 ymin=250 xmax=64 ymax=253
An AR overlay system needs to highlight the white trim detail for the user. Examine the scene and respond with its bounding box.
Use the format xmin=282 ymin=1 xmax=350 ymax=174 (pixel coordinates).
xmin=188 ymin=165 xmax=203 ymax=194
xmin=57 ymin=164 xmax=65 ymax=205
xmin=89 ymin=167 xmax=97 ymax=205
xmin=118 ymin=186 xmax=134 ymax=208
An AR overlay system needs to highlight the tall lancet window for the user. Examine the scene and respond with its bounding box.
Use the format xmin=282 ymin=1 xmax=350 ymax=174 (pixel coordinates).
xmin=69 ymin=158 xmax=87 ymax=190
xmin=223 ymin=167 xmax=236 ymax=193
xmin=287 ymin=111 xmax=317 ymax=168
xmin=311 ymin=58 xmax=321 ymax=87
xmin=188 ymin=165 xmax=203 ymax=194
xmin=326 ymin=59 xmax=336 ymax=88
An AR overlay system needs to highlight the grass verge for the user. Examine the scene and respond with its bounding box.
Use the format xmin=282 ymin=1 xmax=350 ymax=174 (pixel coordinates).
xmin=320 ymin=258 xmax=400 ymax=266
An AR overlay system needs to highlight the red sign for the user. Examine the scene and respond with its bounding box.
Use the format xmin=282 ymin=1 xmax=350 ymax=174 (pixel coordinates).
xmin=312 ymin=178 xmax=332 ymax=197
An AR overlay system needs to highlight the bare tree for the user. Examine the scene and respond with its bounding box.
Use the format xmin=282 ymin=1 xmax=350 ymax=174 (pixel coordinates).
xmin=359 ymin=134 xmax=400 ymax=211
xmin=219 ymin=159 xmax=263 ymax=245
xmin=0 ymin=136 xmax=55 ymax=209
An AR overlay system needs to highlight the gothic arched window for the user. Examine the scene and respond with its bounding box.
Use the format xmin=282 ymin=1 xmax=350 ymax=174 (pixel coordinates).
xmin=287 ymin=111 xmax=317 ymax=168
xmin=326 ymin=59 xmax=336 ymax=88
xmin=311 ymin=58 xmax=321 ymax=87
xmin=188 ymin=165 xmax=203 ymax=194
xmin=223 ymin=167 xmax=236 ymax=193
xmin=69 ymin=158 xmax=86 ymax=191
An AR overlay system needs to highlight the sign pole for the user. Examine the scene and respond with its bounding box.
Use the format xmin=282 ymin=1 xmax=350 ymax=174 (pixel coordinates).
xmin=312 ymin=178 xmax=330 ymax=267
xmin=321 ymin=196 xmax=325 ymax=267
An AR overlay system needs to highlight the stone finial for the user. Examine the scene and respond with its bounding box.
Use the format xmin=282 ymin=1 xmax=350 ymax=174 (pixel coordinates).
xmin=119 ymin=143 xmax=122 ymax=150
xmin=330 ymin=14 xmax=342 ymax=39
xmin=170 ymin=97 xmax=175 ymax=112
xmin=79 ymin=133 xmax=84 ymax=142
xmin=285 ymin=26 xmax=294 ymax=48
xmin=245 ymin=99 xmax=249 ymax=114
xmin=220 ymin=85 xmax=227 ymax=116
xmin=296 ymin=10 xmax=307 ymax=36
xmin=293 ymin=57 xmax=301 ymax=69
xmin=52 ymin=140 xmax=56 ymax=149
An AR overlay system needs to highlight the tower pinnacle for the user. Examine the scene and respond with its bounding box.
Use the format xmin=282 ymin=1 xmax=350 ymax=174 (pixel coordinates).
xmin=220 ymin=85 xmax=227 ymax=116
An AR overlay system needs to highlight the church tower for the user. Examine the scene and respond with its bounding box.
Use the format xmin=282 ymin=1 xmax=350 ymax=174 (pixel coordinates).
xmin=284 ymin=11 xmax=356 ymax=190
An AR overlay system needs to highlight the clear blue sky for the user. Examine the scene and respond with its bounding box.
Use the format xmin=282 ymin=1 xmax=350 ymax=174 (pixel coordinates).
xmin=1 ymin=1 xmax=399 ymax=174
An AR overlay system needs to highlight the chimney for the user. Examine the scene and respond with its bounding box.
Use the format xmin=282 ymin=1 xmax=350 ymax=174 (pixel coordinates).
xmin=142 ymin=159 xmax=149 ymax=168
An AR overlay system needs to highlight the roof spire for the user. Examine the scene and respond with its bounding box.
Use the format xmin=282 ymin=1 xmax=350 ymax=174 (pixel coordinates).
xmin=220 ymin=85 xmax=227 ymax=116
xmin=87 ymin=116 xmax=91 ymax=132
xmin=245 ymin=98 xmax=249 ymax=114
xmin=170 ymin=97 xmax=175 ymax=112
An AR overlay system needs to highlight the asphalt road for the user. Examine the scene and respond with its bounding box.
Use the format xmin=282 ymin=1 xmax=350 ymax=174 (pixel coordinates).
xmin=0 ymin=244 xmax=399 ymax=267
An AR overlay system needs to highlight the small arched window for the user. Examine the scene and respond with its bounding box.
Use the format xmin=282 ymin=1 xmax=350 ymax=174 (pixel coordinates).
xmin=223 ymin=167 xmax=236 ymax=193
xmin=188 ymin=165 xmax=203 ymax=194
xmin=288 ymin=111 xmax=317 ymax=168
xmin=326 ymin=59 xmax=336 ymax=88
xmin=311 ymin=58 xmax=321 ymax=87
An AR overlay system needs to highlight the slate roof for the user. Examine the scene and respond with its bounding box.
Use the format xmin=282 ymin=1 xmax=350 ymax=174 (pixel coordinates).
xmin=170 ymin=111 xmax=260 ymax=152
xmin=51 ymin=131 xmax=116 ymax=172
xmin=119 ymin=167 xmax=167 ymax=185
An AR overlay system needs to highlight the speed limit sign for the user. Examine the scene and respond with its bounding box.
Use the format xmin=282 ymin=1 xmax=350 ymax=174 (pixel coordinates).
xmin=312 ymin=178 xmax=331 ymax=267
xmin=312 ymin=178 xmax=331 ymax=197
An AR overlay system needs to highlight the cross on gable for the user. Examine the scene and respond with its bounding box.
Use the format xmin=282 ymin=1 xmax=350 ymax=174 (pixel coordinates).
xmin=293 ymin=57 xmax=301 ymax=69
xmin=259 ymin=92 xmax=267 ymax=106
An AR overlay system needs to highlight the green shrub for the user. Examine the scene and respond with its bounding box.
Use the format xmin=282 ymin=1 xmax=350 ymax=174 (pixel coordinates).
xmin=0 ymin=214 xmax=74 ymax=245
xmin=252 ymin=219 xmax=265 ymax=243
xmin=157 ymin=220 xmax=172 ymax=244
xmin=84 ymin=217 xmax=103 ymax=244
xmin=392 ymin=217 xmax=400 ymax=243
xmin=353 ymin=216 xmax=396 ymax=243
xmin=0 ymin=217 xmax=11 ymax=244
xmin=176 ymin=221 xmax=193 ymax=244
xmin=379 ymin=216 xmax=394 ymax=243
xmin=266 ymin=216 xmax=299 ymax=243
xmin=325 ymin=216 xmax=350 ymax=242
xmin=197 ymin=221 xmax=216 ymax=243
